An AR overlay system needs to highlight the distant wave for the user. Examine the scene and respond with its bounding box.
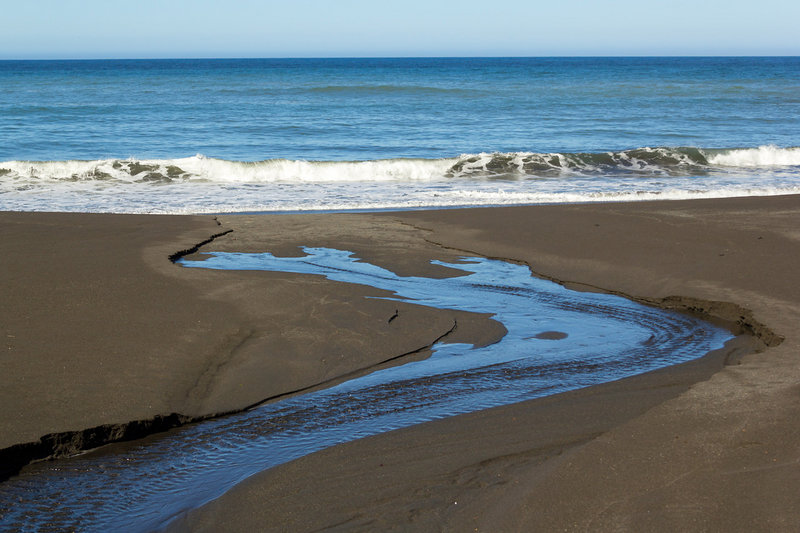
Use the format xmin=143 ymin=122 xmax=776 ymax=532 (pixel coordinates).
xmin=306 ymin=84 xmax=483 ymax=96
xmin=2 ymin=146 xmax=799 ymax=185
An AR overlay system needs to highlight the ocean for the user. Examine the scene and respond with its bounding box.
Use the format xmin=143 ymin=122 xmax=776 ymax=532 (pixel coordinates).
xmin=1 ymin=57 xmax=799 ymax=213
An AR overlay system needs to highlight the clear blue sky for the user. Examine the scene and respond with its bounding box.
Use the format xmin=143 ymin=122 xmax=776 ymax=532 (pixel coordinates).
xmin=2 ymin=0 xmax=799 ymax=59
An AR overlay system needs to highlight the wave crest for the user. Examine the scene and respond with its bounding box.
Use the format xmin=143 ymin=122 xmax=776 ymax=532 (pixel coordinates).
xmin=707 ymin=145 xmax=800 ymax=167
xmin=1 ymin=146 xmax=798 ymax=185
xmin=447 ymin=147 xmax=711 ymax=178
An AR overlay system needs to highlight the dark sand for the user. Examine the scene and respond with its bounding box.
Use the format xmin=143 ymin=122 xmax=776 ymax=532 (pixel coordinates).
xmin=0 ymin=212 xmax=503 ymax=472
xmin=3 ymin=195 xmax=800 ymax=531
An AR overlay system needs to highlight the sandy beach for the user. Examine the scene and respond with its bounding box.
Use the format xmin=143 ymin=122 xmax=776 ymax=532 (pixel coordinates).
xmin=2 ymin=195 xmax=800 ymax=531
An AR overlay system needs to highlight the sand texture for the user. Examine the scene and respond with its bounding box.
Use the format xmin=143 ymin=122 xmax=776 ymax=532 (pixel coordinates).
xmin=0 ymin=211 xmax=503 ymax=477
xmin=174 ymin=196 xmax=800 ymax=532
xmin=2 ymin=195 xmax=799 ymax=531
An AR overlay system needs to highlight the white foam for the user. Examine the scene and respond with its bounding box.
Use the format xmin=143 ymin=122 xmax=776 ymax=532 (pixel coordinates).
xmin=707 ymin=145 xmax=800 ymax=167
xmin=0 ymin=159 xmax=117 ymax=181
xmin=5 ymin=147 xmax=798 ymax=187
xmin=0 ymin=155 xmax=459 ymax=184
xmin=176 ymin=156 xmax=456 ymax=183
xmin=3 ymin=179 xmax=797 ymax=215
xmin=3 ymin=148 xmax=800 ymax=214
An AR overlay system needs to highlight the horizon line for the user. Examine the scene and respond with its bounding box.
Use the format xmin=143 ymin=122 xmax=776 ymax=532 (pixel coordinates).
xmin=2 ymin=54 xmax=800 ymax=62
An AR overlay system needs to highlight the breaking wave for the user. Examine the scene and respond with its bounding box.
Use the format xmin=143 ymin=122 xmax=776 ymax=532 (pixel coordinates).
xmin=706 ymin=145 xmax=800 ymax=167
xmin=1 ymin=146 xmax=799 ymax=185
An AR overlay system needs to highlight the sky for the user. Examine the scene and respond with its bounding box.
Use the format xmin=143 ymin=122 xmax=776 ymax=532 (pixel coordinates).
xmin=2 ymin=0 xmax=799 ymax=59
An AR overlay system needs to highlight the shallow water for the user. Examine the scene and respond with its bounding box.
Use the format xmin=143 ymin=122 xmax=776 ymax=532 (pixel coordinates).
xmin=0 ymin=249 xmax=731 ymax=532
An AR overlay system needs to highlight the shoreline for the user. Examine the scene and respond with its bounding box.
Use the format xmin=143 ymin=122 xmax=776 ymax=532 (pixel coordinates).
xmin=2 ymin=195 xmax=800 ymax=530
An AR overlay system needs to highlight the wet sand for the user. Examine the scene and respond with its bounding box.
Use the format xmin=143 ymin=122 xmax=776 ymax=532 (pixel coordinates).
xmin=3 ymin=195 xmax=800 ymax=530
xmin=0 ymin=211 xmax=504 ymax=476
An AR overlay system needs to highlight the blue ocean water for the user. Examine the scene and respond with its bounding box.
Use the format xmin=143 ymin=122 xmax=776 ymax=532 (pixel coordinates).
xmin=1 ymin=57 xmax=799 ymax=212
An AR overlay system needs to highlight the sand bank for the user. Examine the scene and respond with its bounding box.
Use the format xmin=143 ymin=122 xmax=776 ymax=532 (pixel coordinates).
xmin=0 ymin=211 xmax=503 ymax=478
xmin=2 ymin=195 xmax=799 ymax=530
xmin=176 ymin=195 xmax=800 ymax=531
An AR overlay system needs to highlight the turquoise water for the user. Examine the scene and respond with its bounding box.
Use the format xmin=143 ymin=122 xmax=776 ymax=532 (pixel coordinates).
xmin=1 ymin=57 xmax=799 ymax=212
xmin=0 ymin=249 xmax=731 ymax=532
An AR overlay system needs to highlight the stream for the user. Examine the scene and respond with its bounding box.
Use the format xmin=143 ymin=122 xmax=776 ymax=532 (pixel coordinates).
xmin=0 ymin=248 xmax=732 ymax=532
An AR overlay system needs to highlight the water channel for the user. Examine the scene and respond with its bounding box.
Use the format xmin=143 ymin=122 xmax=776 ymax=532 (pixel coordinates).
xmin=0 ymin=248 xmax=732 ymax=532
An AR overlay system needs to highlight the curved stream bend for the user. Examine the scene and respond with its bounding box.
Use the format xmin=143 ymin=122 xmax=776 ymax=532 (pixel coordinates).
xmin=0 ymin=248 xmax=732 ymax=532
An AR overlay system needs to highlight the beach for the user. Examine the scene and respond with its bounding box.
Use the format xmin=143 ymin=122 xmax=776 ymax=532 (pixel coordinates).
xmin=2 ymin=195 xmax=799 ymax=530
